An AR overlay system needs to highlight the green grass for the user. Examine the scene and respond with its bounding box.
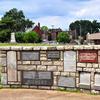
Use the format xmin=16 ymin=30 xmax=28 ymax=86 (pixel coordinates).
xmin=0 ymin=43 xmax=61 ymax=46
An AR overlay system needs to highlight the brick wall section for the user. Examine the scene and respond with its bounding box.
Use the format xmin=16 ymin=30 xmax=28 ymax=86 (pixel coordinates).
xmin=1 ymin=45 xmax=100 ymax=93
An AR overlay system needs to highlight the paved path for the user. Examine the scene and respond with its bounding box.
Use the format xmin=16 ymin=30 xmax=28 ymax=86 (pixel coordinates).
xmin=0 ymin=89 xmax=100 ymax=100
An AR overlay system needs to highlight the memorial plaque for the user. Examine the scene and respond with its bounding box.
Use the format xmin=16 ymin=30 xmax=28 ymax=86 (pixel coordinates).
xmin=79 ymin=50 xmax=98 ymax=63
xmin=22 ymin=71 xmax=53 ymax=86
xmin=22 ymin=51 xmax=39 ymax=60
xmin=64 ymin=51 xmax=76 ymax=72
xmin=79 ymin=72 xmax=90 ymax=89
xmin=58 ymin=76 xmax=75 ymax=88
xmin=94 ymin=74 xmax=100 ymax=90
xmin=47 ymin=51 xmax=60 ymax=59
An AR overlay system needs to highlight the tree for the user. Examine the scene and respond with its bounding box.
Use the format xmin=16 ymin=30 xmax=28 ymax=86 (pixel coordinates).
xmin=69 ymin=20 xmax=100 ymax=39
xmin=1 ymin=8 xmax=34 ymax=32
xmin=23 ymin=31 xmax=39 ymax=43
xmin=57 ymin=32 xmax=70 ymax=43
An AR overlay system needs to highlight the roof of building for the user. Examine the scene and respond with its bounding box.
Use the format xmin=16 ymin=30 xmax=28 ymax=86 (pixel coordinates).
xmin=87 ymin=33 xmax=100 ymax=40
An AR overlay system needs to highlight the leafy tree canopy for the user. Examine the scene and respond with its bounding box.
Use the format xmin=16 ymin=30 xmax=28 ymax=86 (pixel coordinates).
xmin=1 ymin=8 xmax=34 ymax=32
xmin=57 ymin=32 xmax=70 ymax=43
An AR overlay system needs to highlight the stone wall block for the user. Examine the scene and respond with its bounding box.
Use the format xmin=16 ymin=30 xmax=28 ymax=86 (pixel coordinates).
xmin=41 ymin=61 xmax=52 ymax=65
xmin=77 ymin=63 xmax=86 ymax=67
xmin=47 ymin=66 xmax=57 ymax=71
xmin=87 ymin=63 xmax=93 ymax=68
xmin=37 ymin=65 xmax=47 ymax=71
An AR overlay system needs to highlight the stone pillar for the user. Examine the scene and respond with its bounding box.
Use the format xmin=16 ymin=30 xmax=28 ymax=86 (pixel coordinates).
xmin=7 ymin=51 xmax=17 ymax=82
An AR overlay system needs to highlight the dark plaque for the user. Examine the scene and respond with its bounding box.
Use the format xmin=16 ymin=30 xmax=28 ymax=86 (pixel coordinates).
xmin=47 ymin=51 xmax=60 ymax=59
xmin=78 ymin=50 xmax=98 ymax=63
xmin=22 ymin=71 xmax=53 ymax=86
xmin=22 ymin=51 xmax=39 ymax=60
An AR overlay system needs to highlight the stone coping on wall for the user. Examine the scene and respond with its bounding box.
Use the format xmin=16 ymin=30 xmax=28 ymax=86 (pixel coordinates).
xmin=0 ymin=45 xmax=100 ymax=51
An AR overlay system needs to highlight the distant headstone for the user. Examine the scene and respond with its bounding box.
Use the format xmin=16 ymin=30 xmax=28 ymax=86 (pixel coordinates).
xmin=64 ymin=51 xmax=76 ymax=72
xmin=22 ymin=51 xmax=39 ymax=61
xmin=58 ymin=76 xmax=75 ymax=88
xmin=79 ymin=72 xmax=90 ymax=89
xmin=10 ymin=32 xmax=16 ymax=43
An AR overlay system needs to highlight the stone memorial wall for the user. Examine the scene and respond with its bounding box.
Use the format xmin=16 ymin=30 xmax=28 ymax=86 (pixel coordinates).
xmin=1 ymin=45 xmax=100 ymax=93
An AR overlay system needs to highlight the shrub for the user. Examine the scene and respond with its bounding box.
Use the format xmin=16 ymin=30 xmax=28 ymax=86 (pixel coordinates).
xmin=0 ymin=29 xmax=11 ymax=43
xmin=15 ymin=32 xmax=24 ymax=43
xmin=57 ymin=32 xmax=70 ymax=43
xmin=23 ymin=31 xmax=40 ymax=43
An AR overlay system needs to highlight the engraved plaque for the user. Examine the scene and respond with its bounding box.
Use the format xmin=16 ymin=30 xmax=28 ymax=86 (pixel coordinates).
xmin=47 ymin=51 xmax=60 ymax=59
xmin=22 ymin=51 xmax=39 ymax=60
xmin=58 ymin=76 xmax=75 ymax=88
xmin=22 ymin=71 xmax=53 ymax=86
xmin=79 ymin=72 xmax=90 ymax=89
xmin=79 ymin=50 xmax=98 ymax=63
xmin=64 ymin=51 xmax=76 ymax=72
xmin=94 ymin=74 xmax=100 ymax=90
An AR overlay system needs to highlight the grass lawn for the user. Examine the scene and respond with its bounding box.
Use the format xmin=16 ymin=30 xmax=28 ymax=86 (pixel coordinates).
xmin=0 ymin=43 xmax=61 ymax=46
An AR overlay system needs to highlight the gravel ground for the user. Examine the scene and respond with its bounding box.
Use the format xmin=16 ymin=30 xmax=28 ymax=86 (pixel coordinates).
xmin=0 ymin=89 xmax=100 ymax=100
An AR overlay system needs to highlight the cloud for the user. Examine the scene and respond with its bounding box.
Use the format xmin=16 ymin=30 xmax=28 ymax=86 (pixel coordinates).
xmin=0 ymin=0 xmax=100 ymax=29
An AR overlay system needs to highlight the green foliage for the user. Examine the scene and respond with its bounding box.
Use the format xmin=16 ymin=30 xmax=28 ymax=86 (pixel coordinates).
xmin=1 ymin=8 xmax=34 ymax=32
xmin=15 ymin=32 xmax=24 ymax=43
xmin=23 ymin=31 xmax=40 ymax=43
xmin=69 ymin=20 xmax=100 ymax=38
xmin=57 ymin=32 xmax=70 ymax=43
xmin=0 ymin=29 xmax=11 ymax=43
xmin=41 ymin=26 xmax=48 ymax=31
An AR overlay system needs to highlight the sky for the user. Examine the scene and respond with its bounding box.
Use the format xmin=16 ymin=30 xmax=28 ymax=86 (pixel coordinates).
xmin=0 ymin=0 xmax=100 ymax=30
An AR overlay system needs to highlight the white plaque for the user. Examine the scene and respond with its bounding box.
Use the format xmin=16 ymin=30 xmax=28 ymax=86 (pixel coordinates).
xmin=80 ymin=72 xmax=90 ymax=85
xmin=64 ymin=51 xmax=76 ymax=72
xmin=95 ymin=74 xmax=100 ymax=86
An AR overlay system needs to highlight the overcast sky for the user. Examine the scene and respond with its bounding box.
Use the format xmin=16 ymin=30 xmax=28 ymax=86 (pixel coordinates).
xmin=0 ymin=0 xmax=100 ymax=30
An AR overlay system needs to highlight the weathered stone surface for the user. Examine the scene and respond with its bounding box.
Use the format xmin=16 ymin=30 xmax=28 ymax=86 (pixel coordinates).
xmin=0 ymin=54 xmax=6 ymax=57
xmin=83 ymin=68 xmax=95 ymax=72
xmin=53 ymin=72 xmax=60 ymax=75
xmin=41 ymin=61 xmax=52 ymax=65
xmin=17 ymin=52 xmax=20 ymax=60
xmin=47 ymin=66 xmax=57 ymax=71
xmin=47 ymin=47 xmax=56 ymax=50
xmin=1 ymin=73 xmax=7 ymax=84
xmin=0 ymin=46 xmax=10 ymax=50
xmin=74 ymin=45 xmax=84 ymax=50
xmin=11 ymin=46 xmax=22 ymax=50
xmin=33 ymin=46 xmax=41 ymax=50
xmin=96 ymin=69 xmax=100 ymax=72
xmin=98 ymin=56 xmax=100 ymax=63
xmin=22 ymin=61 xmax=31 ymax=64
xmin=22 ymin=46 xmax=33 ymax=50
xmin=37 ymin=65 xmax=46 ymax=71
xmin=1 ymin=67 xmax=6 ymax=73
xmin=58 ymin=76 xmax=75 ymax=88
xmin=80 ymin=72 xmax=90 ymax=85
xmin=77 ymin=63 xmax=86 ymax=67
xmin=83 ymin=45 xmax=93 ymax=49
xmin=0 ymin=58 xmax=6 ymax=66
xmin=40 ymin=57 xmax=47 ymax=60
xmin=64 ymin=45 xmax=73 ymax=50
xmin=40 ymin=51 xmax=46 ymax=54
xmin=57 ymin=66 xmax=64 ymax=71
xmin=7 ymin=51 xmax=17 ymax=82
xmin=87 ymin=63 xmax=93 ymax=68
xmin=79 ymin=84 xmax=90 ymax=89
xmin=64 ymin=51 xmax=76 ymax=72
xmin=40 ymin=54 xmax=46 ymax=57
xmin=60 ymin=51 xmax=64 ymax=60
xmin=22 ymin=51 xmax=39 ymax=60
xmin=31 ymin=61 xmax=40 ymax=65
xmin=69 ymin=73 xmax=76 ymax=77
xmin=77 ymin=67 xmax=83 ymax=71
xmin=53 ymin=61 xmax=63 ymax=66
xmin=18 ymin=65 xmax=36 ymax=70
xmin=61 ymin=72 xmax=69 ymax=76
xmin=17 ymin=61 xmax=22 ymax=64
xmin=18 ymin=71 xmax=21 ymax=82
xmin=93 ymin=63 xmax=98 ymax=68
xmin=40 ymin=46 xmax=47 ymax=50
xmin=56 ymin=46 xmax=64 ymax=50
